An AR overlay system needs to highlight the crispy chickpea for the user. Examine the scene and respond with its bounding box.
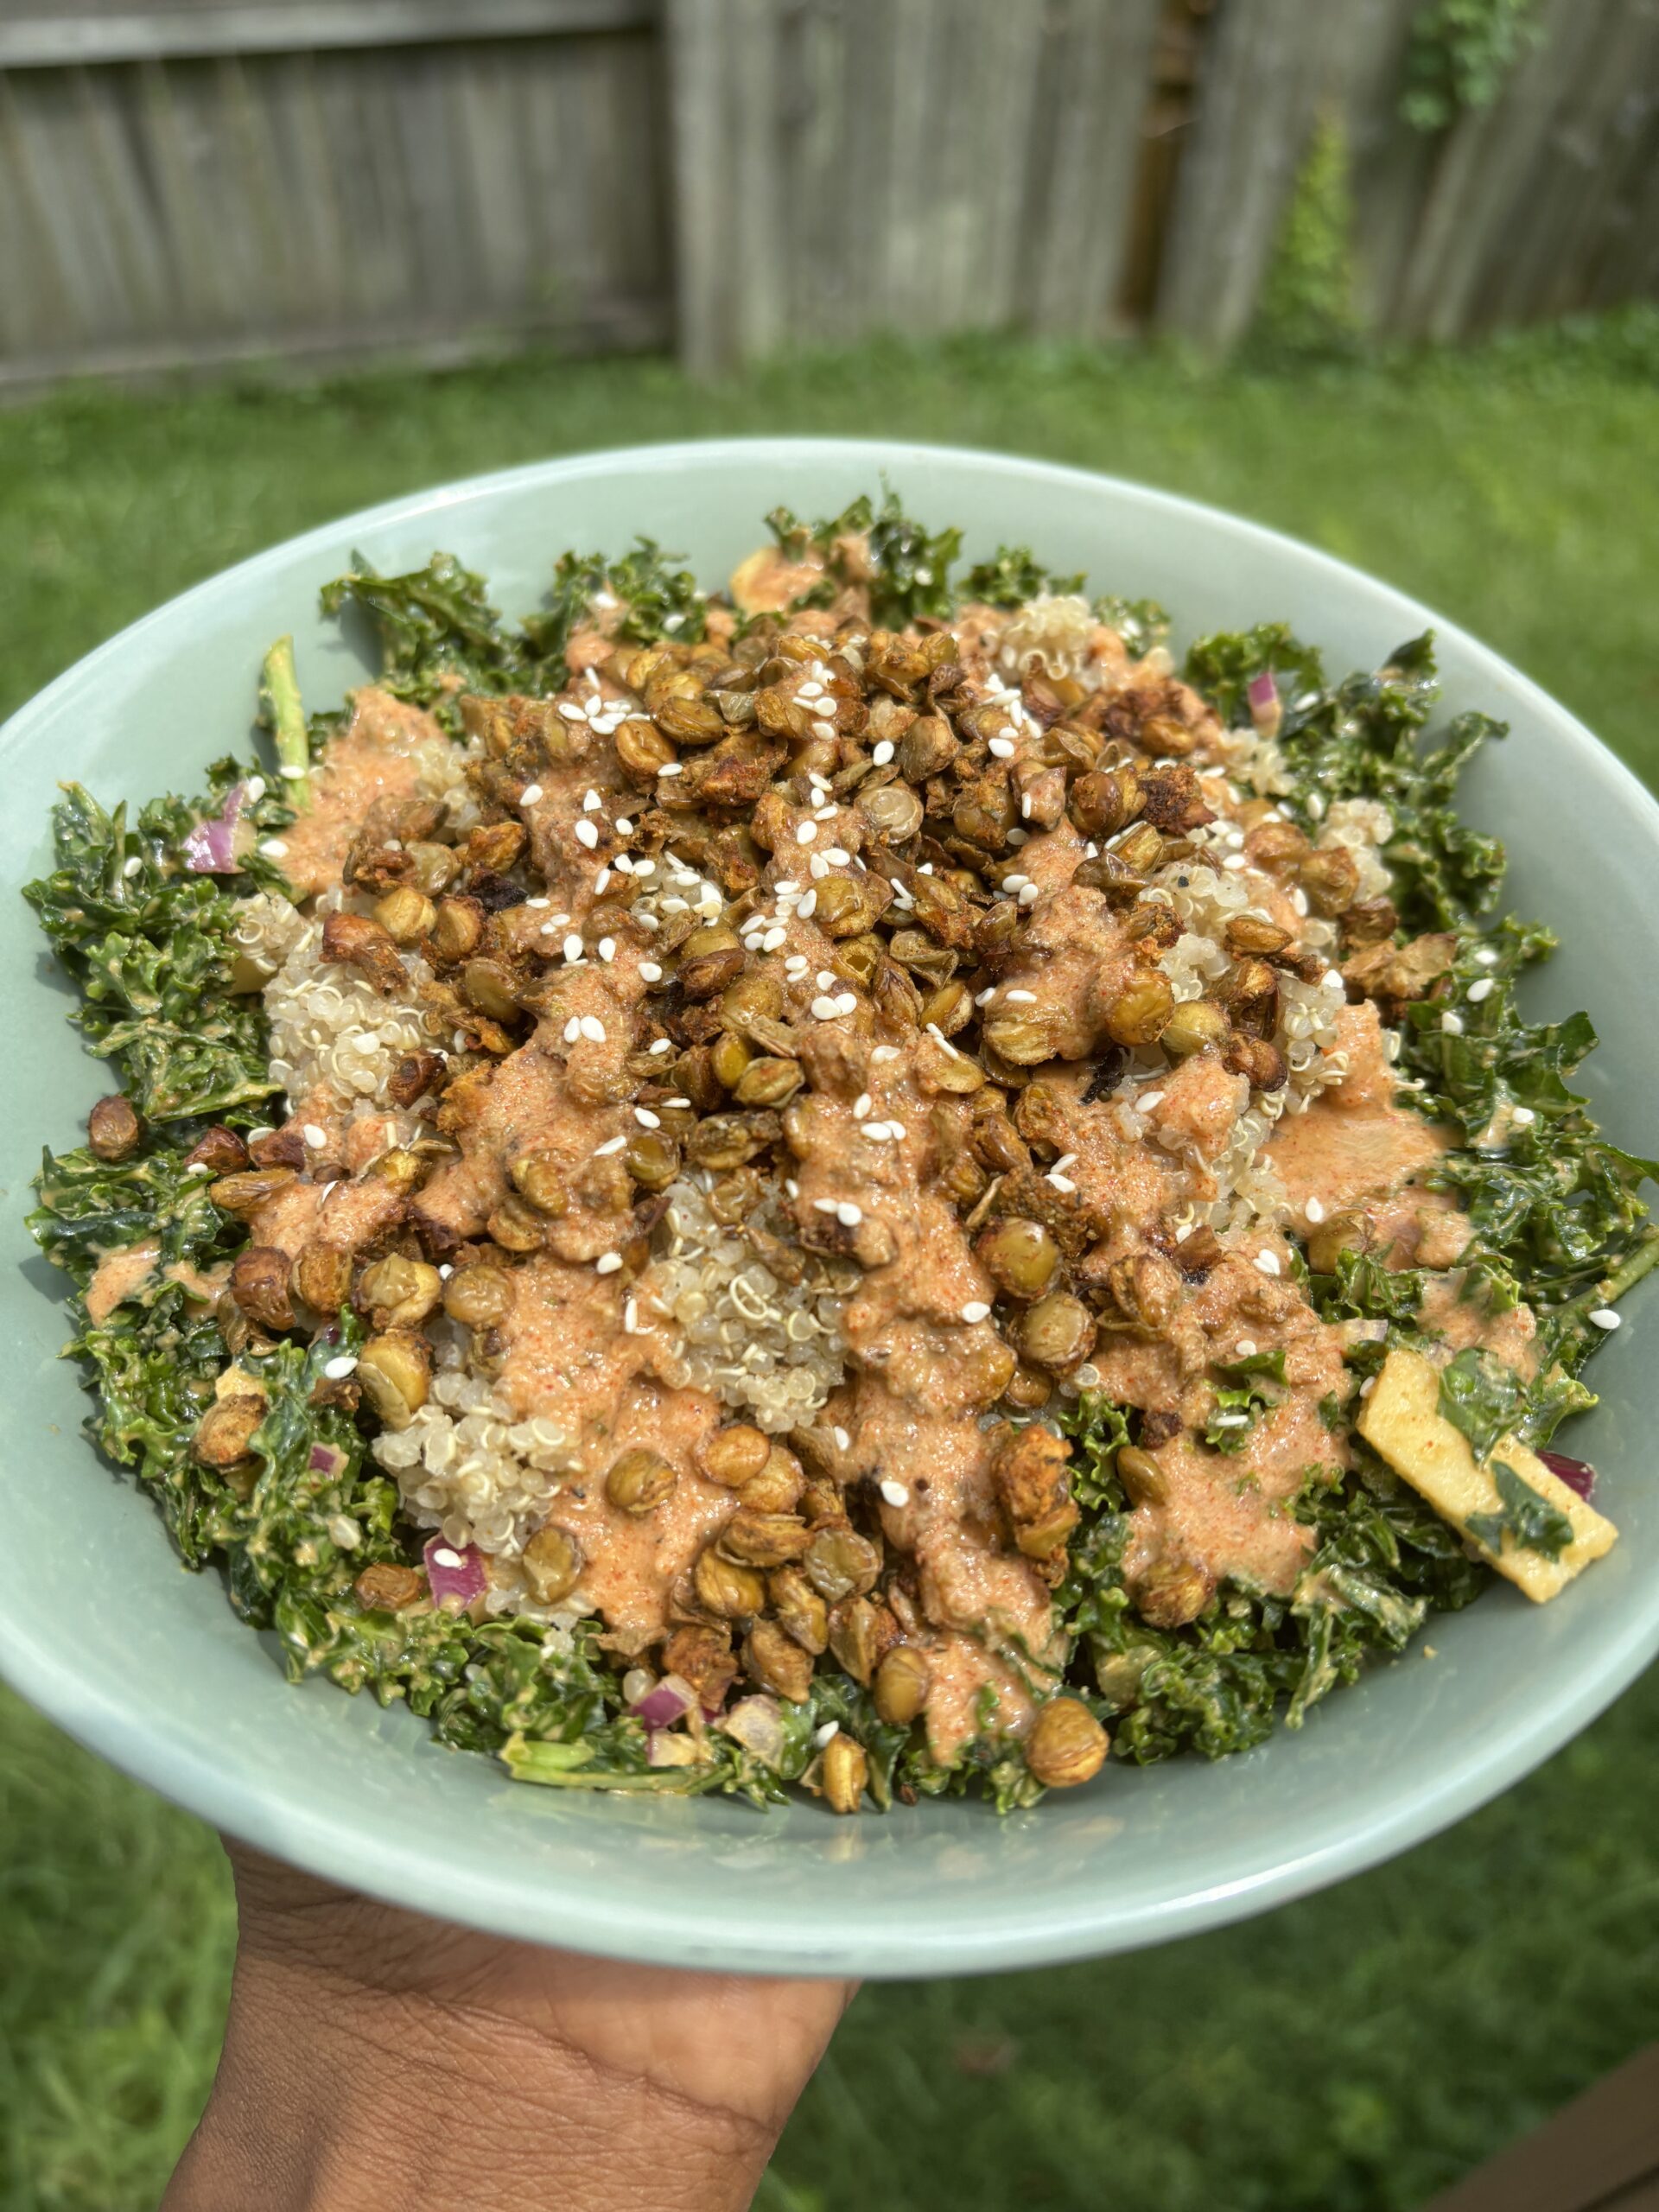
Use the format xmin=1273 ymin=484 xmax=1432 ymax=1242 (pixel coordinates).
xmin=1160 ymin=999 xmax=1230 ymax=1058
xmin=1102 ymin=969 xmax=1173 ymax=1048
xmin=355 ymin=1332 xmax=431 ymax=1430
xmin=1025 ymin=1698 xmax=1109 ymax=1789
xmin=821 ymin=1732 xmax=868 ymax=1815
xmin=1116 ymin=1445 xmax=1170 ymax=1508
xmin=975 ymin=1217 xmax=1059 ymax=1301
xmin=693 ymin=1546 xmax=766 ymax=1620
xmin=605 ymin=1448 xmax=677 ymax=1515
xmin=873 ymin=1645 xmax=931 ymax=1726
xmin=442 ymin=1262 xmax=516 ymax=1329
xmin=696 ymin=1424 xmax=772 ymax=1488
xmin=522 ymin=1525 xmax=582 ymax=1604
xmin=509 ymin=1151 xmax=568 ymax=1217
xmin=356 ymin=1254 xmax=442 ymax=1329
xmin=1012 ymin=1293 xmax=1096 ymax=1373
xmin=743 ymin=1619 xmax=815 ymax=1703
xmin=803 ymin=1525 xmax=880 ymax=1605
xmin=87 ymin=1094 xmax=143 ymax=1162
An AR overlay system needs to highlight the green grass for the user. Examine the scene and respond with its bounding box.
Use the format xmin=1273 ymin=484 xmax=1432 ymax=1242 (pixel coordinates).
xmin=3 ymin=315 xmax=1657 ymax=2211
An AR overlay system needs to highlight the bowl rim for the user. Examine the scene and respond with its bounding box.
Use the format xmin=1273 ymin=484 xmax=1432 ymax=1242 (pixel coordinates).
xmin=4 ymin=434 xmax=1658 ymax=1978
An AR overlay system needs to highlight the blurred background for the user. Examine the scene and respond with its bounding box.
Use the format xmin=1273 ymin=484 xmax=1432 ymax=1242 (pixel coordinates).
xmin=2 ymin=3 xmax=1656 ymax=2208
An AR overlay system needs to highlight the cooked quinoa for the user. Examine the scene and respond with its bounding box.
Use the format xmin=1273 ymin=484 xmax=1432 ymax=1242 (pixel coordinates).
xmin=27 ymin=496 xmax=1654 ymax=1812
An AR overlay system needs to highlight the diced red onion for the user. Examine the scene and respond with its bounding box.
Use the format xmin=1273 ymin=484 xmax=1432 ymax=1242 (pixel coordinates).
xmin=182 ymin=782 xmax=251 ymax=874
xmin=1539 ymin=1449 xmax=1595 ymax=1501
xmin=1247 ymin=670 xmax=1282 ymax=739
xmin=423 ymin=1535 xmax=487 ymax=1608
xmin=631 ymin=1674 xmax=696 ymax=1731
xmin=721 ymin=1694 xmax=785 ymax=1768
xmin=308 ymin=1443 xmax=349 ymax=1478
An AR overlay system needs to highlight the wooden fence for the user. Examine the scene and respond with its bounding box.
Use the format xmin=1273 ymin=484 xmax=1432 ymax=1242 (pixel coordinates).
xmin=1 ymin=0 xmax=1655 ymax=391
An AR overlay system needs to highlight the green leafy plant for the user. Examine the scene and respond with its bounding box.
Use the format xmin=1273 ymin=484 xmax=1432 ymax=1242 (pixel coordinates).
xmin=1253 ymin=114 xmax=1360 ymax=359
xmin=1402 ymin=0 xmax=1542 ymax=131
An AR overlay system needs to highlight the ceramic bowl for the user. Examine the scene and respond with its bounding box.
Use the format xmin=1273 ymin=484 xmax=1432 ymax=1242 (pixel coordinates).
xmin=3 ymin=439 xmax=1654 ymax=1976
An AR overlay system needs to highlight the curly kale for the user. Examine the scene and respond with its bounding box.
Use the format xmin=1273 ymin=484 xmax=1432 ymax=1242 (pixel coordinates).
xmin=320 ymin=541 xmax=705 ymax=722
xmin=963 ymin=544 xmax=1086 ymax=608
xmin=1094 ymin=594 xmax=1171 ymax=659
xmin=767 ymin=488 xmax=962 ymax=627
xmin=1056 ymin=1396 xmax=1486 ymax=1764
xmin=23 ymin=773 xmax=289 ymax=1123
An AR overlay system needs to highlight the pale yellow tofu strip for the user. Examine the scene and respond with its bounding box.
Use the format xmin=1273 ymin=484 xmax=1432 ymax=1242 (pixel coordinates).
xmin=1356 ymin=1346 xmax=1617 ymax=1603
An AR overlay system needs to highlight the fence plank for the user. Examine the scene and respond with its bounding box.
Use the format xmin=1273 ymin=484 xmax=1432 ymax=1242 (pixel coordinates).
xmin=1025 ymin=0 xmax=1164 ymax=338
xmin=1154 ymin=0 xmax=1349 ymax=347
xmin=0 ymin=3 xmax=655 ymax=69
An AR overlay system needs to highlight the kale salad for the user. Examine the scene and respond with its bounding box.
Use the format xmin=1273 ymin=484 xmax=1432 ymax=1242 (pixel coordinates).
xmin=26 ymin=492 xmax=1656 ymax=1815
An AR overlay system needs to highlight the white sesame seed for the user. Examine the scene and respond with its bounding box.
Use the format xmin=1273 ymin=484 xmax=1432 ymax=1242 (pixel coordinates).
xmin=1005 ymin=988 xmax=1037 ymax=1004
xmin=863 ymin=1122 xmax=893 ymax=1141
xmin=796 ymin=821 xmax=817 ymax=844
xmin=518 ymin=783 xmax=544 ymax=805
xmin=1223 ymin=854 xmax=1249 ymax=872
xmin=558 ymin=702 xmax=585 ymax=721
xmin=961 ymin=1300 xmax=991 ymax=1324
xmin=853 ymin=1093 xmax=872 ymax=1118
xmin=811 ymin=995 xmax=842 ymax=1020
xmin=813 ymin=1198 xmax=839 ymax=1215
xmin=1138 ymin=1091 xmax=1165 ymax=1112
xmin=1211 ymin=1411 xmax=1249 ymax=1427
xmin=1291 ymin=888 xmax=1309 ymax=916
xmin=526 ymin=896 xmax=550 ymax=910
xmin=1358 ymin=1376 xmax=1376 ymax=1398
xmin=836 ymin=993 xmax=856 ymax=1014
xmin=1475 ymin=948 xmax=1499 ymax=966
xmin=761 ymin=926 xmax=787 ymax=950
xmin=1440 ymin=1011 xmax=1465 ymax=1035
xmin=598 ymin=938 xmax=616 ymax=962
xmin=1589 ymin=1308 xmax=1621 ymax=1330
xmin=988 ymin=736 xmax=1015 ymax=759
xmin=580 ymin=1015 xmax=607 ymax=1042
xmin=810 ymin=718 xmax=836 ymax=742
xmin=582 ymin=790 xmax=601 ymax=810
xmin=595 ymin=1253 xmax=623 ymax=1275
xmin=1001 ymin=874 xmax=1028 ymax=893
xmin=836 ymin=1202 xmax=862 ymax=1226
xmin=809 ymin=854 xmax=830 ymax=880
xmin=594 ymin=1135 xmax=627 ymax=1156
xmin=634 ymin=1107 xmax=661 ymax=1128
xmin=575 ymin=818 xmax=601 ymax=849
xmin=183 ymin=1162 xmax=211 ymax=1179
xmin=879 ymin=1478 xmax=910 ymax=1508
xmin=649 ymin=1038 xmax=672 ymax=1054
xmin=1236 ymin=1338 xmax=1257 ymax=1357
xmin=871 ymin=740 xmax=895 ymax=766
xmin=323 ymin=1355 xmax=358 ymax=1380
xmin=563 ymin=934 xmax=584 ymax=963
xmin=438 ymin=1264 xmax=454 ymax=1279
xmin=1048 ymin=1171 xmax=1079 ymax=1195
xmin=640 ymin=962 xmax=665 ymax=985
xmin=1306 ymin=1196 xmax=1326 ymax=1224
xmin=1018 ymin=883 xmax=1040 ymax=906
xmin=1466 ymin=977 xmax=1495 ymax=1002
xmin=814 ymin=804 xmax=836 ymax=821
xmin=259 ymin=838 xmax=288 ymax=858
xmin=594 ymin=868 xmax=611 ymax=893
xmin=814 ymin=1720 xmax=840 ymax=1748
xmin=824 ymin=847 xmax=850 ymax=865
xmin=658 ymin=760 xmax=683 ymax=777
xmin=1255 ymin=1251 xmax=1281 ymax=1276
xmin=1510 ymin=1105 xmax=1535 ymax=1126
xmin=432 ymin=1545 xmax=465 ymax=1568
xmin=245 ymin=776 xmax=266 ymax=802
xmin=798 ymin=890 xmax=818 ymax=918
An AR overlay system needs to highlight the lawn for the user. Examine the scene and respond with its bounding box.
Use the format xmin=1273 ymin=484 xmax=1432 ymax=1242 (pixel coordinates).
xmin=3 ymin=315 xmax=1656 ymax=2212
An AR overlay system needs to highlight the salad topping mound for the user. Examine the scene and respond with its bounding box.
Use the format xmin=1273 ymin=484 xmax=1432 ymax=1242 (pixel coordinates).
xmin=27 ymin=493 xmax=1655 ymax=1812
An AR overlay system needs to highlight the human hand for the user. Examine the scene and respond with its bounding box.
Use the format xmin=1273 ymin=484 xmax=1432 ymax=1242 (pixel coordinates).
xmin=164 ymin=1841 xmax=856 ymax=2212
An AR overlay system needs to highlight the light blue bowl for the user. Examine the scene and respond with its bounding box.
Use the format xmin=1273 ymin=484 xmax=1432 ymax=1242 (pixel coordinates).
xmin=3 ymin=440 xmax=1654 ymax=1978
